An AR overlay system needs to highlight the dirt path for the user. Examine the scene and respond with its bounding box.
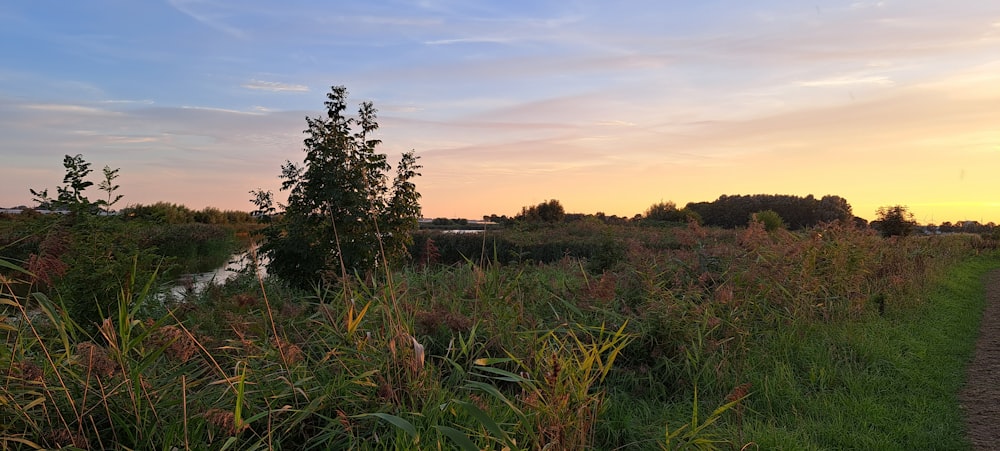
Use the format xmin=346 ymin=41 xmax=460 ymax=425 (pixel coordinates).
xmin=960 ymin=270 xmax=1000 ymax=450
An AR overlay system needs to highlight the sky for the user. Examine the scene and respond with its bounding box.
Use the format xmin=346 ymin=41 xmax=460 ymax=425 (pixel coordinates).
xmin=1 ymin=1 xmax=999 ymax=223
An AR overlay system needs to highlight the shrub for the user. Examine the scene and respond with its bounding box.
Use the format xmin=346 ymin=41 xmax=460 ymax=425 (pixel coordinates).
xmin=752 ymin=210 xmax=785 ymax=232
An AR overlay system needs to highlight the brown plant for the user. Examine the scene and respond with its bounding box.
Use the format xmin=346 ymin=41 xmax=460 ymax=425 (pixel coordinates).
xmin=46 ymin=428 xmax=89 ymax=450
xmin=76 ymin=342 xmax=118 ymax=379
xmin=273 ymin=336 xmax=304 ymax=365
xmin=205 ymin=408 xmax=248 ymax=435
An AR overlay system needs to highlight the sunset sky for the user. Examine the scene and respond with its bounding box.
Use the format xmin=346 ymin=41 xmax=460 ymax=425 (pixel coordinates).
xmin=1 ymin=1 xmax=999 ymax=223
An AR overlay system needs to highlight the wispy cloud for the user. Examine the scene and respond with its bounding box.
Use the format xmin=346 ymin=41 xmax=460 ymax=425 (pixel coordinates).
xmin=167 ymin=0 xmax=247 ymax=38
xmin=21 ymin=103 xmax=119 ymax=115
xmin=339 ymin=15 xmax=443 ymax=27
xmin=180 ymin=105 xmax=266 ymax=115
xmin=242 ymin=79 xmax=309 ymax=92
xmin=424 ymin=36 xmax=515 ymax=45
xmin=101 ymin=99 xmax=155 ymax=105
xmin=797 ymin=75 xmax=895 ymax=87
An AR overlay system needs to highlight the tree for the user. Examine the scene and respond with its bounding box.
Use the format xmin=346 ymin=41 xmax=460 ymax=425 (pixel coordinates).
xmin=645 ymin=201 xmax=679 ymax=221
xmin=685 ymin=194 xmax=854 ymax=229
xmin=873 ymin=205 xmax=916 ymax=237
xmin=644 ymin=201 xmax=700 ymax=223
xmin=517 ymin=199 xmax=565 ymax=223
xmin=257 ymin=86 xmax=422 ymax=288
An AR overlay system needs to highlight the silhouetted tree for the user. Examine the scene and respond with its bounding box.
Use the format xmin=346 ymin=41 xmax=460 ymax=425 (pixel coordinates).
xmin=685 ymin=194 xmax=853 ymax=229
xmin=31 ymin=154 xmax=96 ymax=212
xmin=873 ymin=205 xmax=916 ymax=237
xmin=517 ymin=199 xmax=565 ymax=223
xmin=644 ymin=201 xmax=701 ymax=223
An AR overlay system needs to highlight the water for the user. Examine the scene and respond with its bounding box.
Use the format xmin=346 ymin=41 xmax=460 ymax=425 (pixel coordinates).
xmin=164 ymin=247 xmax=266 ymax=300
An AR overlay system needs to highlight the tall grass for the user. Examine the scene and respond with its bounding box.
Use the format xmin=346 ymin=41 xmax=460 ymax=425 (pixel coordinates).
xmin=2 ymin=220 xmax=992 ymax=449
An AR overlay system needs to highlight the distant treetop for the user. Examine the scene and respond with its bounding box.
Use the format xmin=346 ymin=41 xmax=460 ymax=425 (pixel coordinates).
xmin=685 ymin=194 xmax=854 ymax=229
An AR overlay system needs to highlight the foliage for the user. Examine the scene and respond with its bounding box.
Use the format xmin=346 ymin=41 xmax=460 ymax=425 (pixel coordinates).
xmin=645 ymin=201 xmax=701 ymax=224
xmin=686 ymin=194 xmax=853 ymax=229
xmin=121 ymin=202 xmax=254 ymax=226
xmin=256 ymin=85 xmax=422 ymax=288
xmin=30 ymin=216 xmax=163 ymax=330
xmin=2 ymin=215 xmax=990 ymax=449
xmin=517 ymin=199 xmax=566 ymax=223
xmin=752 ymin=209 xmax=785 ymax=232
xmin=29 ymin=154 xmax=105 ymax=213
xmin=873 ymin=205 xmax=917 ymax=237
xmin=248 ymin=188 xmax=276 ymax=221
xmin=97 ymin=165 xmax=124 ymax=214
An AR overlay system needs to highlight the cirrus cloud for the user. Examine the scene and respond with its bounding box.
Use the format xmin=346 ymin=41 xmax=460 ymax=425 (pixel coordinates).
xmin=241 ymin=79 xmax=310 ymax=92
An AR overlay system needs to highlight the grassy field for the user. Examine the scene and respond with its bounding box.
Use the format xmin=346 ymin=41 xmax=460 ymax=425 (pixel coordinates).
xmin=2 ymin=220 xmax=997 ymax=449
xmin=737 ymin=255 xmax=997 ymax=450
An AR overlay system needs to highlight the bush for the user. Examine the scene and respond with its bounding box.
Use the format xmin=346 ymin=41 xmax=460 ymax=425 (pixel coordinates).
xmin=752 ymin=210 xmax=785 ymax=232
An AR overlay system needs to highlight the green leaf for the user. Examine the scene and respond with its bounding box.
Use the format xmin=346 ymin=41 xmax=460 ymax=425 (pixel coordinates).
xmin=0 ymin=258 xmax=34 ymax=277
xmin=435 ymin=425 xmax=480 ymax=451
xmin=356 ymin=412 xmax=417 ymax=439
xmin=472 ymin=365 xmax=530 ymax=383
xmin=464 ymin=381 xmax=526 ymax=420
xmin=456 ymin=400 xmax=516 ymax=449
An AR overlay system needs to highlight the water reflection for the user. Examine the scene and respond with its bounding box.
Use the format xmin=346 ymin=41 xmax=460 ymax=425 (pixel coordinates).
xmin=165 ymin=247 xmax=267 ymax=300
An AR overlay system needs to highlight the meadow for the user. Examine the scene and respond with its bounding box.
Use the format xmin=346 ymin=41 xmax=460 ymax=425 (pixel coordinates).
xmin=2 ymin=216 xmax=998 ymax=450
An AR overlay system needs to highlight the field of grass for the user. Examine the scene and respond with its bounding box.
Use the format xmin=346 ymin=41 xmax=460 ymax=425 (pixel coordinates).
xmin=2 ymin=219 xmax=997 ymax=449
xmin=738 ymin=255 xmax=997 ymax=450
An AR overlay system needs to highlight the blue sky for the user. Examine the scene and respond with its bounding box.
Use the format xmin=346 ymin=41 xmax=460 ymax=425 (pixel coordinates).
xmin=2 ymin=1 xmax=999 ymax=222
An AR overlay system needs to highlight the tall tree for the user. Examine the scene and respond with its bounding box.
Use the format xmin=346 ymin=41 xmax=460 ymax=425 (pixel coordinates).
xmin=258 ymin=86 xmax=421 ymax=288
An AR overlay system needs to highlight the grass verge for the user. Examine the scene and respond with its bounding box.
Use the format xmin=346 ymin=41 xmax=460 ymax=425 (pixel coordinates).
xmin=739 ymin=254 xmax=1000 ymax=450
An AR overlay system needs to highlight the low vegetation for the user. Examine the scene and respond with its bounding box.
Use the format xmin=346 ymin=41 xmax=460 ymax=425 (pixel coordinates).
xmin=3 ymin=216 xmax=996 ymax=449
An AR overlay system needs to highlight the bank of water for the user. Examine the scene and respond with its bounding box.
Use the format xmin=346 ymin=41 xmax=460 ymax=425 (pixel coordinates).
xmin=164 ymin=247 xmax=267 ymax=300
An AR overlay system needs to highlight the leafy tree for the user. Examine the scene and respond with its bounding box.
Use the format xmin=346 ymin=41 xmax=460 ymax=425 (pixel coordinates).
xmin=685 ymin=194 xmax=853 ymax=229
xmin=257 ymin=86 xmax=422 ymax=288
xmin=645 ymin=201 xmax=679 ymax=221
xmin=517 ymin=199 xmax=565 ymax=223
xmin=644 ymin=201 xmax=701 ymax=223
xmin=873 ymin=205 xmax=916 ymax=237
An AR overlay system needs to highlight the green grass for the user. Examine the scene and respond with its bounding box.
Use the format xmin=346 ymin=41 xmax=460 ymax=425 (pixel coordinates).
xmin=3 ymin=219 xmax=997 ymax=450
xmin=740 ymin=255 xmax=999 ymax=450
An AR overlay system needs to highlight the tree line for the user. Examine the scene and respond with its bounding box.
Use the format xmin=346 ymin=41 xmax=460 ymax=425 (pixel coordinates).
xmin=492 ymin=194 xmax=857 ymax=230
